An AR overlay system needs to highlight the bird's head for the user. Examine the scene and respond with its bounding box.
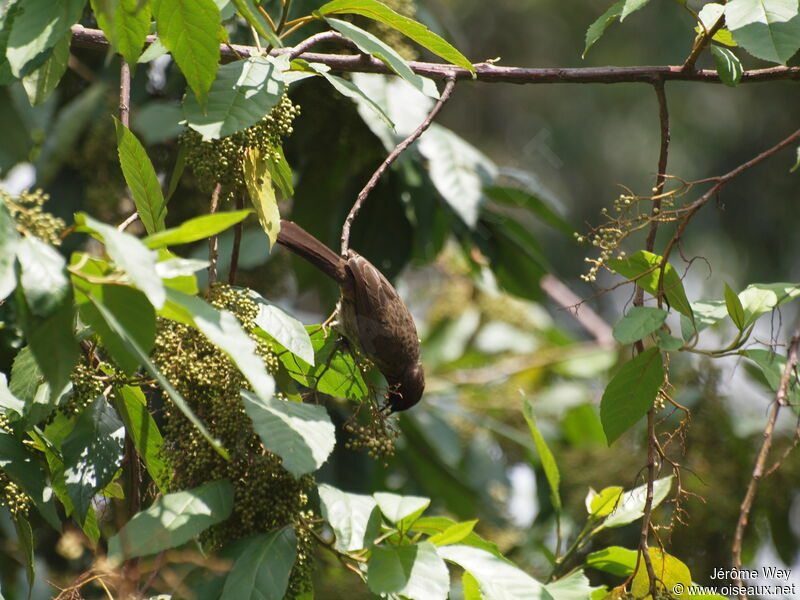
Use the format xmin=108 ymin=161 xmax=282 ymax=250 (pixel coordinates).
xmin=385 ymin=362 xmax=425 ymax=413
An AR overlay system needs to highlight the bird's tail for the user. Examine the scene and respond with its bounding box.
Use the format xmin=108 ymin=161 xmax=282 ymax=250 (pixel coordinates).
xmin=276 ymin=220 xmax=346 ymax=283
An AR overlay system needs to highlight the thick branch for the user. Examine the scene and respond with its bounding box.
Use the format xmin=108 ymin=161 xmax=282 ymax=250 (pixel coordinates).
xmin=340 ymin=75 xmax=457 ymax=254
xmin=70 ymin=25 xmax=800 ymax=85
xmin=731 ymin=327 xmax=800 ymax=599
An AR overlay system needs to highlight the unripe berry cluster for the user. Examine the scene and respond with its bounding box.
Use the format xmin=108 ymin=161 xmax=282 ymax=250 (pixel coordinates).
xmin=3 ymin=188 xmax=66 ymax=245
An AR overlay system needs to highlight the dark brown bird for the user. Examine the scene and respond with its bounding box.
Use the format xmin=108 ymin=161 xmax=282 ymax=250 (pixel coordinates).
xmin=276 ymin=219 xmax=424 ymax=412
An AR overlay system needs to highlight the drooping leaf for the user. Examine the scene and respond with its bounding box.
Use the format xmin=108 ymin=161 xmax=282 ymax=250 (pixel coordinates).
xmin=115 ymin=385 xmax=169 ymax=491
xmin=247 ymin=292 xmax=314 ymax=365
xmin=114 ymin=117 xmax=167 ymax=235
xmin=612 ymin=306 xmax=668 ymax=345
xmin=16 ymin=236 xmax=69 ymax=317
xmin=183 ymin=56 xmax=286 ymax=139
xmin=0 ymin=201 xmax=20 ymax=300
xmin=631 ymin=548 xmax=692 ymax=600
xmin=724 ymin=282 xmax=746 ymax=329
xmin=108 ymin=480 xmax=234 ymax=560
xmin=738 ymin=282 xmax=800 ymax=327
xmin=711 ymin=46 xmax=744 ymax=86
xmin=317 ymin=0 xmax=474 ymax=72
xmin=583 ymin=1 xmax=624 ymax=57
xmin=600 ymin=348 xmax=663 ymax=444
xmin=585 ymin=546 xmax=638 ymax=576
xmin=318 ymin=483 xmax=381 ymax=552
xmin=152 ymin=0 xmax=220 ymax=106
xmin=143 ymin=210 xmax=252 ymax=248
xmin=599 ymin=475 xmax=673 ymax=529
xmin=374 ymin=492 xmax=430 ymax=525
xmin=522 ymin=399 xmax=561 ymax=513
xmin=220 ymin=528 xmax=297 ymax=600
xmin=241 ymin=390 xmax=335 ymax=477
xmin=367 ymin=542 xmax=449 ymax=600
xmin=21 ymin=30 xmax=70 ymax=106
xmin=243 ymin=147 xmax=281 ymax=248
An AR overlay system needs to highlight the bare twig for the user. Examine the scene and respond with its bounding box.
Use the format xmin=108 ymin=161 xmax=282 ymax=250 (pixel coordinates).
xmin=683 ymin=14 xmax=726 ymax=72
xmin=287 ymin=31 xmax=359 ymax=61
xmin=341 ymin=75 xmax=457 ymax=254
xmin=119 ymin=59 xmax=131 ymax=127
xmin=208 ymin=183 xmax=222 ymax=286
xmin=731 ymin=327 xmax=800 ymax=599
xmin=69 ymin=25 xmax=800 ymax=85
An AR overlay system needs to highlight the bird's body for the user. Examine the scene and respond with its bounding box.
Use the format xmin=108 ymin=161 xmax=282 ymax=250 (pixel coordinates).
xmin=276 ymin=220 xmax=424 ymax=412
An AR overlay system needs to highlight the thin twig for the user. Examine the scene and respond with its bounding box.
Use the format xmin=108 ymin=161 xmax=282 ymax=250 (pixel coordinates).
xmin=208 ymin=183 xmax=222 ymax=286
xmin=683 ymin=14 xmax=726 ymax=72
xmin=277 ymin=0 xmax=292 ymax=35
xmin=341 ymin=75 xmax=457 ymax=254
xmin=287 ymin=31 xmax=359 ymax=61
xmin=731 ymin=327 xmax=800 ymax=599
xmin=119 ymin=59 xmax=131 ymax=127
xmin=69 ymin=25 xmax=800 ymax=85
xmin=117 ymin=212 xmax=140 ymax=232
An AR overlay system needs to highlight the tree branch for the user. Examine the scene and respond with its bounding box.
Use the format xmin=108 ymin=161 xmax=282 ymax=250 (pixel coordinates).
xmin=69 ymin=25 xmax=800 ymax=85
xmin=340 ymin=75 xmax=457 ymax=254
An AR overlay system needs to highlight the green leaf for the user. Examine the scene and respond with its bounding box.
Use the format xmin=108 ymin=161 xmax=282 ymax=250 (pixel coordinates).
xmin=0 ymin=430 xmax=61 ymax=529
xmin=20 ymin=382 xmax=67 ymax=430
xmin=132 ymin=100 xmax=186 ymax=145
xmin=9 ymin=346 xmax=42 ymax=404
xmin=655 ymin=329 xmax=683 ymax=352
xmin=318 ymin=483 xmax=380 ymax=552
xmin=266 ymin=145 xmax=294 ymax=199
xmin=183 ymin=56 xmax=286 ymax=139
xmin=14 ymin=515 xmax=35 ymax=592
xmin=16 ymin=236 xmax=69 ymax=317
xmin=0 ymin=201 xmax=20 ymax=300
xmin=108 ymin=480 xmax=234 ymax=560
xmin=116 ymin=0 xmax=152 ymax=65
xmin=76 ymin=213 xmax=166 ymax=309
xmin=114 ymin=117 xmax=167 ymax=235
xmin=600 ymin=348 xmax=663 ymax=444
xmin=586 ymin=486 xmax=624 ymax=518
xmin=738 ymin=282 xmax=800 ymax=327
xmin=427 ymin=520 xmax=478 ymax=546
xmin=620 ymin=0 xmax=652 ymax=21
xmin=152 ymin=0 xmax=220 ymax=106
xmin=248 ymin=291 xmax=314 ymax=365
xmin=230 ymin=0 xmax=282 ymax=48
xmin=324 ymin=18 xmax=439 ymax=99
xmin=743 ymin=349 xmax=800 ymax=406
xmin=367 ymin=542 xmax=449 ymax=600
xmin=522 ymin=399 xmax=561 ymax=513
xmin=546 ymin=571 xmax=599 ymax=600
xmin=586 ymin=546 xmax=638 ymax=576
xmin=599 ymin=475 xmax=673 ymax=529
xmin=631 ymin=548 xmax=691 ymax=599
xmin=438 ymin=545 xmax=547 ymax=598
xmin=0 ymin=1 xmax=23 ymax=85
xmin=681 ymin=299 xmax=727 ymax=339
xmin=278 ymin=327 xmax=369 ymax=401
xmin=220 ymin=528 xmax=297 ymax=600
xmin=583 ymin=1 xmax=624 ymax=57
xmin=409 ymin=517 xmax=504 ymax=559
xmin=484 ymin=186 xmax=573 ymax=236
xmin=116 ymin=385 xmax=169 ymax=492
xmin=725 ymin=0 xmax=800 ymax=64
xmin=243 ymin=147 xmax=281 ymax=248
xmin=373 ymin=492 xmax=430 ymax=524
xmin=697 ymin=3 xmax=738 ymax=47
xmin=562 ymin=404 xmax=607 ymax=447
xmin=462 ymin=572 xmax=482 ymax=600
xmin=138 ymin=37 xmax=169 ymax=63
xmin=318 ymin=0 xmax=474 ymax=72
xmin=85 ymin=293 xmax=227 ymax=458
xmin=418 ymin=124 xmax=498 ymax=228
xmin=5 ymin=0 xmax=86 ymax=77
xmin=612 ymin=306 xmax=668 ymax=345
xmin=607 ymin=250 xmax=693 ymax=321
xmin=143 ymin=210 xmax=252 ymax=248
xmin=240 ymin=390 xmax=334 ymax=477
xmin=724 ymin=282 xmax=746 ymax=329
xmin=711 ymin=45 xmax=743 ymax=86
xmin=0 ymin=373 xmax=25 ymax=419
xmin=165 ymin=288 xmax=275 ymax=400
xmin=21 ymin=30 xmax=70 ymax=106
xmin=62 ymin=395 xmax=125 ymax=521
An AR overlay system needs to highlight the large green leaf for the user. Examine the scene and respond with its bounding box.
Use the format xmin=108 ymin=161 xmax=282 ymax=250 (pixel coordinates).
xmin=143 ymin=210 xmax=252 ymax=248
xmin=92 ymin=0 xmax=152 ymax=65
xmin=586 ymin=546 xmax=638 ymax=576
xmin=76 ymin=213 xmax=166 ymax=309
xmin=323 ymin=18 xmax=439 ymax=99
xmin=737 ymin=282 xmax=800 ymax=327
xmin=248 ymin=290 xmax=314 ymax=365
xmin=114 ymin=117 xmax=167 ymax=235
xmin=711 ymin=46 xmax=744 ymax=87
xmin=21 ymin=30 xmax=70 ymax=106
xmin=317 ymin=0 xmax=474 ymax=72
xmin=183 ymin=56 xmax=286 ymax=139
xmin=62 ymin=395 xmax=126 ymax=522
xmin=438 ymin=545 xmax=547 ymax=598
xmin=367 ymin=542 xmax=449 ymax=600
xmin=410 ymin=516 xmax=503 ymax=558
xmin=522 ymin=399 xmax=561 ymax=514
xmin=612 ymin=306 xmax=668 ymax=345
xmin=16 ymin=236 xmax=69 ymax=317
xmin=607 ymin=250 xmax=693 ymax=320
xmin=318 ymin=483 xmax=381 ymax=552
xmin=152 ymin=0 xmax=220 ymax=106
xmin=220 ymin=528 xmax=297 ymax=600
xmin=600 ymin=348 xmax=663 ymax=444
xmin=0 ymin=201 xmax=19 ymax=300
xmin=108 ymin=479 xmax=234 ymax=560
xmin=725 ymin=0 xmax=800 ymax=64
xmin=5 ymin=0 xmax=86 ymax=77
xmin=115 ymin=385 xmax=169 ymax=492
xmin=599 ymin=475 xmax=673 ymax=529
xmin=631 ymin=548 xmax=691 ymax=600
xmin=583 ymin=1 xmax=624 ymax=57
xmin=374 ymin=492 xmax=430 ymax=525
xmin=240 ymin=390 xmax=335 ymax=477
xmin=8 ymin=346 xmax=41 ymax=404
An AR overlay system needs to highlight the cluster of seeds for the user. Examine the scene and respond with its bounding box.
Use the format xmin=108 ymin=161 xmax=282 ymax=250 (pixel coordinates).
xmin=180 ymin=95 xmax=300 ymax=192
xmin=344 ymin=414 xmax=399 ymax=463
xmin=61 ymin=363 xmax=107 ymax=417
xmin=0 ymin=473 xmax=30 ymax=519
xmin=151 ymin=284 xmax=315 ymax=596
xmin=3 ymin=188 xmax=66 ymax=245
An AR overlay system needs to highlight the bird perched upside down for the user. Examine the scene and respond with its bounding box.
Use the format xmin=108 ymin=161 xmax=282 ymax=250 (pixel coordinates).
xmin=276 ymin=220 xmax=424 ymax=412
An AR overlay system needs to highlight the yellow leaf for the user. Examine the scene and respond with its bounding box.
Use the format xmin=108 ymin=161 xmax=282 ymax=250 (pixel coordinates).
xmin=243 ymin=147 xmax=281 ymax=249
